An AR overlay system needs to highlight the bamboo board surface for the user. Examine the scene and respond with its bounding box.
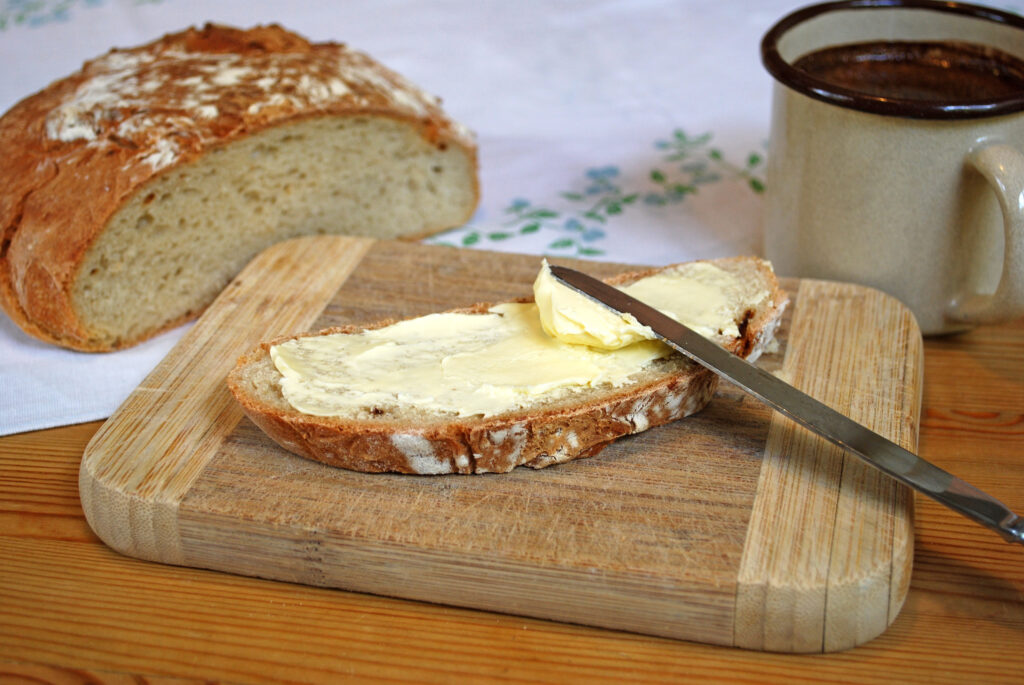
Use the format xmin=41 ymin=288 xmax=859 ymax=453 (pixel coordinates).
xmin=79 ymin=236 xmax=921 ymax=652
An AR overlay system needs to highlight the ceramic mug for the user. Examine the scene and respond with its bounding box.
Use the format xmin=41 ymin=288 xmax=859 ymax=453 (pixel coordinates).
xmin=761 ymin=0 xmax=1024 ymax=335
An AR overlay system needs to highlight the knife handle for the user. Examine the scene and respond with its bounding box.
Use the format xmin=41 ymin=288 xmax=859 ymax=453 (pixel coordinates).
xmin=929 ymin=469 xmax=1024 ymax=545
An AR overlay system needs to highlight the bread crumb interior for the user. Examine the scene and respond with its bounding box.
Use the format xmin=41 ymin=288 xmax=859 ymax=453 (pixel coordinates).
xmin=71 ymin=115 xmax=475 ymax=346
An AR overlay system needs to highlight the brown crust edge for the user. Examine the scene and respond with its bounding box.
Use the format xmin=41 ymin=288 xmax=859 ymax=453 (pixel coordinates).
xmin=231 ymin=357 xmax=720 ymax=475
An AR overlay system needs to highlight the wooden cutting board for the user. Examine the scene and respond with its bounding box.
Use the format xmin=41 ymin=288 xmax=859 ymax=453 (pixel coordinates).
xmin=80 ymin=236 xmax=921 ymax=653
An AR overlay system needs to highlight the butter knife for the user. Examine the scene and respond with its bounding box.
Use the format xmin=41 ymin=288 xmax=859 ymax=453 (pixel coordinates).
xmin=549 ymin=265 xmax=1024 ymax=545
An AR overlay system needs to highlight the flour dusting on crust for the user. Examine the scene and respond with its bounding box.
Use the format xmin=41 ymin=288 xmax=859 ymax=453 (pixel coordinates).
xmin=42 ymin=24 xmax=472 ymax=172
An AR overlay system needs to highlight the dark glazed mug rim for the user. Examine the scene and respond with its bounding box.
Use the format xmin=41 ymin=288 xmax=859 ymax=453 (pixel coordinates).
xmin=761 ymin=0 xmax=1024 ymax=119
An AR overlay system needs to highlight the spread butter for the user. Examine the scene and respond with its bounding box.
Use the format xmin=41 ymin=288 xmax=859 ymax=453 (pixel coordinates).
xmin=271 ymin=260 xmax=759 ymax=418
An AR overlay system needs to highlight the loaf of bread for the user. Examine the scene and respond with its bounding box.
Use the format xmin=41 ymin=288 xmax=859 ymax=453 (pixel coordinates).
xmin=227 ymin=257 xmax=787 ymax=475
xmin=0 ymin=24 xmax=478 ymax=351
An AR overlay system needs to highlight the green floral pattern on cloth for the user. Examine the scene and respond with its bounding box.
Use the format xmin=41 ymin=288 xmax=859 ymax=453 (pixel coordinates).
xmin=1 ymin=0 xmax=160 ymax=30
xmin=428 ymin=130 xmax=766 ymax=257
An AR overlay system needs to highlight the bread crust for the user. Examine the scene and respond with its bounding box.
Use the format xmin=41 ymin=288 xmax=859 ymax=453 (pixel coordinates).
xmin=0 ymin=24 xmax=479 ymax=351
xmin=226 ymin=258 xmax=788 ymax=475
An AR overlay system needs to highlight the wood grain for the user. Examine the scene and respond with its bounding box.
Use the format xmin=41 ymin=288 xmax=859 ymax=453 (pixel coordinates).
xmin=71 ymin=236 xmax=921 ymax=652
xmin=1 ymin=317 xmax=1022 ymax=682
xmin=735 ymin=281 xmax=919 ymax=652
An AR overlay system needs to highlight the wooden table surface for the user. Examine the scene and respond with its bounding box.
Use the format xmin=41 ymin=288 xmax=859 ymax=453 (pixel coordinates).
xmin=2 ymin=317 xmax=1022 ymax=684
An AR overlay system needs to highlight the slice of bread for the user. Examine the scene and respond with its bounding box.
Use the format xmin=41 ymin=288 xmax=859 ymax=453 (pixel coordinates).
xmin=0 ymin=24 xmax=478 ymax=351
xmin=227 ymin=257 xmax=787 ymax=475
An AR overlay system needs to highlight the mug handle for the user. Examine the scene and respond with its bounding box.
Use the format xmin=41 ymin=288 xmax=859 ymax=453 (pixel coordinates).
xmin=950 ymin=143 xmax=1024 ymax=325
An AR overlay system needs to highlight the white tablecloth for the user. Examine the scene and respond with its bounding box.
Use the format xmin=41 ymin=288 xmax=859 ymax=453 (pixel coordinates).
xmin=0 ymin=0 xmax=822 ymax=435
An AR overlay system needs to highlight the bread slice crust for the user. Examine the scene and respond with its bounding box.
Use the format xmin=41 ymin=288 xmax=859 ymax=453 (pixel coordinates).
xmin=0 ymin=23 xmax=478 ymax=351
xmin=226 ymin=257 xmax=788 ymax=475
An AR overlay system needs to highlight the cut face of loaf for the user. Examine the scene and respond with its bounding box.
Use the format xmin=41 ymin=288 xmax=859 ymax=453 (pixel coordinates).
xmin=227 ymin=257 xmax=788 ymax=475
xmin=0 ymin=24 xmax=478 ymax=351
xmin=73 ymin=116 xmax=476 ymax=349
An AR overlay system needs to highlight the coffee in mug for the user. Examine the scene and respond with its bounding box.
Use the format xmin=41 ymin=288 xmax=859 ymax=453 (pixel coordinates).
xmin=761 ymin=0 xmax=1024 ymax=335
xmin=793 ymin=40 xmax=1024 ymax=102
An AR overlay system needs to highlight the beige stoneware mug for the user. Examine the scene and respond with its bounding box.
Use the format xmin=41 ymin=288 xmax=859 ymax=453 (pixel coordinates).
xmin=761 ymin=0 xmax=1024 ymax=335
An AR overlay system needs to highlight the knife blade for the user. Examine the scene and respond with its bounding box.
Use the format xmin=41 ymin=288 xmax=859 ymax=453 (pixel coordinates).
xmin=549 ymin=265 xmax=1024 ymax=546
